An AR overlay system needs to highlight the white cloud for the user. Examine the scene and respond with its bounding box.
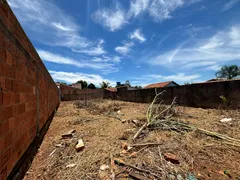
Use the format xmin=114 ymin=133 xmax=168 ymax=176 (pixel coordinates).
xmin=149 ymin=0 xmax=184 ymax=21
xmin=222 ymin=0 xmax=240 ymax=11
xmin=49 ymin=70 xmax=115 ymax=86
xmin=145 ymin=25 xmax=240 ymax=70
xmin=144 ymin=73 xmax=200 ymax=81
xmin=130 ymin=73 xmax=201 ymax=86
xmin=92 ymin=0 xmax=202 ymax=31
xmin=8 ymin=0 xmax=106 ymax=55
xmin=72 ymin=39 xmax=106 ymax=56
xmin=128 ymin=0 xmax=150 ymax=18
xmin=37 ymin=49 xmax=118 ymax=73
xmin=92 ymin=55 xmax=121 ymax=63
xmin=92 ymin=6 xmax=127 ymax=31
xmin=51 ymin=22 xmax=75 ymax=32
xmin=129 ymin=29 xmax=146 ymax=43
xmin=115 ymin=42 xmax=134 ymax=55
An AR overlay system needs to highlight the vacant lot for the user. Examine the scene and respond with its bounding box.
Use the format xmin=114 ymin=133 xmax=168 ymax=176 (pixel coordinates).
xmin=24 ymin=99 xmax=240 ymax=180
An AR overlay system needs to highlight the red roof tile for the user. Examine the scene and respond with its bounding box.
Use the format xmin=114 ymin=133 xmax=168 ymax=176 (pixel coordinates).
xmin=105 ymin=88 xmax=117 ymax=92
xmin=144 ymin=81 xmax=174 ymax=89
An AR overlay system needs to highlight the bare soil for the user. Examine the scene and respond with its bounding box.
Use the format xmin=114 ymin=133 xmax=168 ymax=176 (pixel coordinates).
xmin=24 ymin=99 xmax=240 ymax=180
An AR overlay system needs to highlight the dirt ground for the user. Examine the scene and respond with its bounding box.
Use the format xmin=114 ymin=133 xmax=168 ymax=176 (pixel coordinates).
xmin=24 ymin=99 xmax=240 ymax=180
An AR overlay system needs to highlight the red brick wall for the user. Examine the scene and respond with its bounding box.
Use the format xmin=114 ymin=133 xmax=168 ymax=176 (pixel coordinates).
xmin=0 ymin=1 xmax=60 ymax=179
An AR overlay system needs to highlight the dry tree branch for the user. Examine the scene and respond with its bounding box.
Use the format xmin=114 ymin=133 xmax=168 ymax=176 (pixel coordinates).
xmin=133 ymin=91 xmax=176 ymax=140
xmin=114 ymin=159 xmax=161 ymax=179
xmin=134 ymin=91 xmax=240 ymax=147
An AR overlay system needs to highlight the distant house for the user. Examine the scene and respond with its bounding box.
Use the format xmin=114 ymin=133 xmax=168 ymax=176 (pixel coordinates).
xmin=105 ymin=87 xmax=117 ymax=92
xmin=144 ymin=81 xmax=179 ymax=89
xmin=71 ymin=83 xmax=82 ymax=89
xmin=206 ymin=78 xmax=226 ymax=82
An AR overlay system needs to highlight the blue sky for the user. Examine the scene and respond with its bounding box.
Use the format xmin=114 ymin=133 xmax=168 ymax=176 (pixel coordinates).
xmin=8 ymin=0 xmax=240 ymax=87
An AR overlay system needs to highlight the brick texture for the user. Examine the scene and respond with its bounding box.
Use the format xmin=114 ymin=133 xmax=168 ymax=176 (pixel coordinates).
xmin=0 ymin=1 xmax=60 ymax=179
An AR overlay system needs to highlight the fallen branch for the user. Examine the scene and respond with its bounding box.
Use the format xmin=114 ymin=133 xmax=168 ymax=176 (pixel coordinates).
xmin=133 ymin=91 xmax=176 ymax=140
xmin=134 ymin=92 xmax=240 ymax=147
xmin=133 ymin=122 xmax=148 ymax=140
xmin=130 ymin=142 xmax=163 ymax=147
xmin=114 ymin=159 xmax=161 ymax=179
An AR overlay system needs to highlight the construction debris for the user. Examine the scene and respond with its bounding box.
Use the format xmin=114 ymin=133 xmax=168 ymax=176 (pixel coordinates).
xmin=75 ymin=139 xmax=85 ymax=152
xmin=61 ymin=129 xmax=76 ymax=139
xmin=164 ymin=153 xmax=180 ymax=164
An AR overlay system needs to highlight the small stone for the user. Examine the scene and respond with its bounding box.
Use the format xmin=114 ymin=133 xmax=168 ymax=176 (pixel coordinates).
xmin=66 ymin=164 xmax=76 ymax=168
xmin=121 ymin=119 xmax=127 ymax=123
xmin=177 ymin=174 xmax=184 ymax=180
xmin=100 ymin=164 xmax=109 ymax=171
xmin=75 ymin=139 xmax=84 ymax=152
xmin=164 ymin=153 xmax=180 ymax=164
xmin=55 ymin=143 xmax=64 ymax=147
xmin=132 ymin=120 xmax=139 ymax=125
xmin=61 ymin=129 xmax=76 ymax=139
xmin=220 ymin=118 xmax=232 ymax=122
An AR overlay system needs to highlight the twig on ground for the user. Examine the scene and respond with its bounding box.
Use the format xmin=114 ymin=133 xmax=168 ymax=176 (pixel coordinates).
xmin=130 ymin=142 xmax=163 ymax=147
xmin=133 ymin=122 xmax=148 ymax=140
xmin=114 ymin=159 xmax=161 ymax=179
xmin=49 ymin=149 xmax=57 ymax=156
xmin=110 ymin=153 xmax=115 ymax=180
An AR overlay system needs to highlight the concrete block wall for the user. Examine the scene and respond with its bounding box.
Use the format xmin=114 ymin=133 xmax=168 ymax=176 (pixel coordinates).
xmin=116 ymin=80 xmax=240 ymax=109
xmin=0 ymin=1 xmax=60 ymax=179
xmin=61 ymin=89 xmax=105 ymax=101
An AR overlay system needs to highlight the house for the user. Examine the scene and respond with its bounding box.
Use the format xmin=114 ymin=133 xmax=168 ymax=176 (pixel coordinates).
xmin=206 ymin=78 xmax=226 ymax=82
xmin=105 ymin=87 xmax=117 ymax=92
xmin=144 ymin=81 xmax=179 ymax=89
xmin=71 ymin=83 xmax=82 ymax=89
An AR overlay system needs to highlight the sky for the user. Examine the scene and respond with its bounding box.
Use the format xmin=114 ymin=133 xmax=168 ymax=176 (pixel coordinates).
xmin=8 ymin=0 xmax=240 ymax=87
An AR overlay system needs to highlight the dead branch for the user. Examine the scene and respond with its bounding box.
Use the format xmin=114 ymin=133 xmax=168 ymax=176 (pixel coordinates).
xmin=133 ymin=122 xmax=148 ymax=140
xmin=130 ymin=142 xmax=163 ymax=147
xmin=114 ymin=159 xmax=161 ymax=179
xmin=133 ymin=91 xmax=176 ymax=140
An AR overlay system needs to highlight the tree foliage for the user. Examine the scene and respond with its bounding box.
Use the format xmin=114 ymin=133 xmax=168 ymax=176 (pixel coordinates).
xmin=215 ymin=65 xmax=240 ymax=79
xmin=125 ymin=80 xmax=131 ymax=87
xmin=100 ymin=81 xmax=110 ymax=88
xmin=57 ymin=82 xmax=67 ymax=85
xmin=87 ymin=83 xmax=96 ymax=89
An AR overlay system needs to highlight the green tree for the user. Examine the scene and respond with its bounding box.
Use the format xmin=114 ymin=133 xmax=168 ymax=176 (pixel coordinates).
xmin=135 ymin=86 xmax=142 ymax=89
xmin=125 ymin=80 xmax=131 ymax=87
xmin=215 ymin=65 xmax=240 ymax=79
xmin=87 ymin=83 xmax=96 ymax=89
xmin=100 ymin=81 xmax=110 ymax=88
xmin=57 ymin=82 xmax=67 ymax=85
xmin=77 ymin=80 xmax=88 ymax=89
